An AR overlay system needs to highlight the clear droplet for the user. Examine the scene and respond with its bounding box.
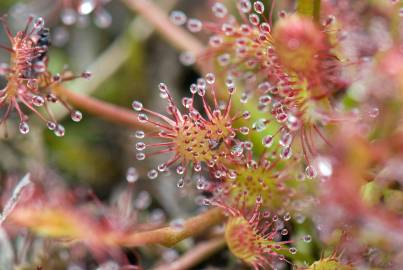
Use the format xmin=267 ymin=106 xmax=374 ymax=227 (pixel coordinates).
xmin=136 ymin=142 xmax=146 ymax=151
xmin=61 ymin=9 xmax=77 ymax=25
xmin=147 ymin=169 xmax=158 ymax=179
xmin=279 ymin=132 xmax=292 ymax=147
xmin=32 ymin=95 xmax=45 ymax=107
xmin=280 ymin=147 xmax=292 ymax=160
xmin=71 ymin=110 xmax=82 ymax=122
xmin=368 ymin=107 xmax=379 ymax=118
xmin=283 ymin=212 xmax=291 ymax=221
xmin=33 ymin=17 xmax=45 ymax=30
xmin=47 ymin=121 xmax=56 ymax=130
xmin=132 ymin=101 xmax=143 ymax=111
xmin=253 ymin=1 xmax=265 ymax=14
xmin=138 ymin=113 xmax=148 ymax=123
xmin=303 ymin=234 xmax=312 ymax=243
xmin=54 ymin=124 xmax=65 ymax=137
xmin=170 ymin=218 xmax=185 ymax=231
xmin=136 ymin=152 xmax=146 ymax=160
xmin=179 ymin=51 xmax=196 ymax=66
xmin=212 ymin=2 xmax=228 ymax=18
xmin=176 ymin=165 xmax=185 ymax=175
xmin=177 ymin=178 xmax=184 ymax=188
xmin=262 ymin=135 xmax=273 ymax=148
xmin=170 ymin=10 xmax=187 ymax=26
xmin=289 ymin=247 xmax=297 ymax=254
xmin=187 ymin=18 xmax=203 ymax=32
xmin=94 ymin=9 xmax=112 ymax=28
xmin=126 ymin=167 xmax=139 ymax=183
xmin=305 ymin=165 xmax=317 ymax=179
xmin=19 ymin=122 xmax=30 ymax=135
xmin=78 ymin=0 xmax=96 ymax=15
xmin=135 ymin=130 xmax=145 ymax=139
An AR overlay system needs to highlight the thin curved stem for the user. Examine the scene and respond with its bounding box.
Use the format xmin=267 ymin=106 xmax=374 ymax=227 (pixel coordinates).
xmin=55 ymin=85 xmax=157 ymax=132
xmin=120 ymin=207 xmax=225 ymax=247
xmin=122 ymin=0 xmax=205 ymax=56
xmin=152 ymin=237 xmax=226 ymax=270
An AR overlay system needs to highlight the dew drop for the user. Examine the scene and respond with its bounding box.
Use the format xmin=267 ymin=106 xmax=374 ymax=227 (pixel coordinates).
xmin=136 ymin=142 xmax=146 ymax=151
xmin=126 ymin=167 xmax=139 ymax=183
xmin=47 ymin=121 xmax=56 ymax=131
xmin=170 ymin=10 xmax=187 ymax=26
xmin=253 ymin=1 xmax=265 ymax=14
xmin=368 ymin=107 xmax=379 ymax=118
xmin=260 ymin=22 xmax=271 ymax=33
xmin=132 ymin=101 xmax=143 ymax=111
xmin=281 ymin=228 xmax=288 ymax=235
xmin=283 ymin=212 xmax=291 ymax=221
xmin=176 ymin=165 xmax=185 ymax=175
xmin=94 ymin=9 xmax=112 ymax=28
xmin=147 ymin=169 xmax=158 ymax=179
xmin=19 ymin=122 xmax=30 ymax=135
xmin=81 ymin=71 xmax=92 ymax=79
xmin=170 ymin=218 xmax=185 ymax=231
xmin=262 ymin=135 xmax=273 ymax=148
xmin=193 ymin=162 xmax=202 ymax=172
xmin=205 ymin=72 xmax=215 ymax=84
xmin=61 ymin=9 xmax=77 ymax=25
xmin=280 ymin=147 xmax=292 ymax=160
xmin=238 ymin=0 xmax=252 ymax=13
xmin=279 ymin=132 xmax=292 ymax=147
xmin=136 ymin=152 xmax=146 ymax=160
xmin=305 ymin=165 xmax=317 ymax=179
xmin=239 ymin=126 xmax=249 ymax=135
xmin=295 ymin=213 xmax=306 ymax=224
xmin=54 ymin=124 xmax=65 ymax=137
xmin=78 ymin=0 xmax=96 ymax=15
xmin=71 ymin=110 xmax=82 ymax=122
xmin=231 ymin=144 xmax=244 ymax=157
xmin=242 ymin=111 xmax=251 ymax=119
xmin=212 ymin=2 xmax=228 ymax=18
xmin=177 ymin=178 xmax=184 ymax=188
xmin=303 ymin=234 xmax=312 ymax=243
xmin=179 ymin=51 xmax=196 ymax=66
xmin=289 ymin=247 xmax=297 ymax=254
xmin=187 ymin=19 xmax=203 ymax=32
xmin=157 ymin=163 xmax=167 ymax=172
xmin=138 ymin=113 xmax=148 ymax=123
xmin=316 ymin=157 xmax=332 ymax=177
xmin=253 ymin=118 xmax=267 ymax=132
xmin=135 ymin=130 xmax=145 ymax=139
xmin=32 ymin=95 xmax=45 ymax=107
xmin=33 ymin=17 xmax=45 ymax=30
xmin=135 ymin=191 xmax=151 ymax=209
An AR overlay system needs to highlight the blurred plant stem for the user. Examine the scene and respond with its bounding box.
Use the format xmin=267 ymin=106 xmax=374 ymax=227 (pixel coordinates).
xmin=56 ymin=86 xmax=157 ymax=132
xmin=122 ymin=0 xmax=204 ymax=56
xmin=52 ymin=0 xmax=180 ymax=122
xmin=153 ymin=237 xmax=226 ymax=270
xmin=297 ymin=0 xmax=321 ymax=21
xmin=120 ymin=207 xmax=225 ymax=247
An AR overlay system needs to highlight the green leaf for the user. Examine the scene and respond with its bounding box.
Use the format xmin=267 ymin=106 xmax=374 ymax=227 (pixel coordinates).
xmin=296 ymin=0 xmax=321 ymax=21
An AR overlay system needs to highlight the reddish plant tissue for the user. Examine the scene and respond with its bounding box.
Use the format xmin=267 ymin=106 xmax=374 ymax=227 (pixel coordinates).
xmin=0 ymin=16 xmax=90 ymax=136
xmin=1 ymin=0 xmax=403 ymax=269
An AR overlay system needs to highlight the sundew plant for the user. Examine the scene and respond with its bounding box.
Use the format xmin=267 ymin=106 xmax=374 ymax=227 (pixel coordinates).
xmin=0 ymin=0 xmax=403 ymax=269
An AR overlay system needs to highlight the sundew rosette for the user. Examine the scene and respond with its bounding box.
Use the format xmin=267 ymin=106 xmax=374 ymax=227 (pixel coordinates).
xmin=206 ymin=198 xmax=312 ymax=270
xmin=170 ymin=1 xmax=346 ymax=179
xmin=132 ymin=73 xmax=254 ymax=182
xmin=0 ymin=15 xmax=90 ymax=136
